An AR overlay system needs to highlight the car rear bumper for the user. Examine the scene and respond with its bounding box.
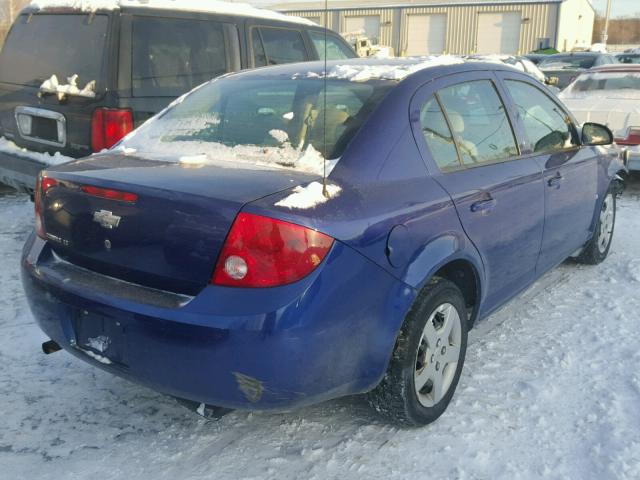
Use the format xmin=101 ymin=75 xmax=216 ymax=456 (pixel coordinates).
xmin=21 ymin=233 xmax=414 ymax=410
xmin=0 ymin=149 xmax=47 ymax=193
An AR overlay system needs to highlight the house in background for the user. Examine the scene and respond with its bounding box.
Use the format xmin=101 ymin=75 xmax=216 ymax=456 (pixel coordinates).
xmin=273 ymin=0 xmax=595 ymax=56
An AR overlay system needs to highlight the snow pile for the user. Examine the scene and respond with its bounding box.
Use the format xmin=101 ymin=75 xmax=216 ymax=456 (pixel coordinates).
xmin=0 ymin=136 xmax=73 ymax=166
xmin=296 ymin=56 xmax=464 ymax=82
xmin=30 ymin=0 xmax=118 ymax=10
xmin=40 ymin=74 xmax=96 ymax=100
xmin=275 ymin=181 xmax=341 ymax=209
xmin=29 ymin=0 xmax=315 ymax=25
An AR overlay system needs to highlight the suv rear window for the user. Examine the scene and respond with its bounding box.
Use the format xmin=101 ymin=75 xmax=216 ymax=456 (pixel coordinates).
xmin=0 ymin=14 xmax=108 ymax=87
xmin=132 ymin=16 xmax=235 ymax=97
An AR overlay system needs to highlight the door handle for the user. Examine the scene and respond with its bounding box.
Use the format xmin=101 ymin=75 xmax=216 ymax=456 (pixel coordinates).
xmin=470 ymin=198 xmax=497 ymax=213
xmin=548 ymin=173 xmax=564 ymax=188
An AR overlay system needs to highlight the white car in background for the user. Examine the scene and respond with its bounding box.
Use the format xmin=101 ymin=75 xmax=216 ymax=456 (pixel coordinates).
xmin=560 ymin=64 xmax=640 ymax=171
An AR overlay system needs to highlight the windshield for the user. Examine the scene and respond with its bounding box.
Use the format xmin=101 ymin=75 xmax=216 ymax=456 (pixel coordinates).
xmin=119 ymin=76 xmax=393 ymax=175
xmin=617 ymin=55 xmax=640 ymax=65
xmin=539 ymin=55 xmax=597 ymax=70
xmin=567 ymin=72 xmax=640 ymax=94
xmin=0 ymin=14 xmax=108 ymax=87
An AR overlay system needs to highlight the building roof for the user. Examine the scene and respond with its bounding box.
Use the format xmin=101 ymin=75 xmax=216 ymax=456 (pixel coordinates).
xmin=274 ymin=0 xmax=565 ymax=12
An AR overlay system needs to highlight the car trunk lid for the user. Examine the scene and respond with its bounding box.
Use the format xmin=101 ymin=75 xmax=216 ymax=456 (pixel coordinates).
xmin=41 ymin=154 xmax=317 ymax=295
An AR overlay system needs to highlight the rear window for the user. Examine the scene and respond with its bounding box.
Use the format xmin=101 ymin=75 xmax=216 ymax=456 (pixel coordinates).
xmin=132 ymin=17 xmax=236 ymax=97
xmin=539 ymin=55 xmax=597 ymax=70
xmin=0 ymin=14 xmax=108 ymax=87
xmin=120 ymin=76 xmax=393 ymax=174
xmin=617 ymin=55 xmax=640 ymax=65
xmin=567 ymin=72 xmax=640 ymax=93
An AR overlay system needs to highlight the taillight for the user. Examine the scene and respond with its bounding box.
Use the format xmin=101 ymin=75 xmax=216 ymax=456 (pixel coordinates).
xmin=81 ymin=185 xmax=138 ymax=203
xmin=34 ymin=173 xmax=58 ymax=239
xmin=615 ymin=127 xmax=640 ymax=146
xmin=212 ymin=213 xmax=334 ymax=288
xmin=91 ymin=108 xmax=133 ymax=152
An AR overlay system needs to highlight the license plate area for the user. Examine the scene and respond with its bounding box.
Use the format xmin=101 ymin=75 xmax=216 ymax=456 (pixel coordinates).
xmin=15 ymin=106 xmax=67 ymax=148
xmin=72 ymin=309 xmax=127 ymax=366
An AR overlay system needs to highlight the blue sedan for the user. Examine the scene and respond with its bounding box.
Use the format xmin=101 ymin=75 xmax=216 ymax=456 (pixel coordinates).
xmin=22 ymin=59 xmax=625 ymax=426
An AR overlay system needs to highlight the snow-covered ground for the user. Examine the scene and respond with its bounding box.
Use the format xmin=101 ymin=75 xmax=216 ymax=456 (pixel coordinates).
xmin=1 ymin=177 xmax=640 ymax=480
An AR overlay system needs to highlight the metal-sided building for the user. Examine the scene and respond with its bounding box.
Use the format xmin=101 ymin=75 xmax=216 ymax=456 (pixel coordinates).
xmin=275 ymin=0 xmax=595 ymax=56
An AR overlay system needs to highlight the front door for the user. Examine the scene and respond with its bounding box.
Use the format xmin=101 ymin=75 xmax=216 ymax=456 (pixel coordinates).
xmin=498 ymin=74 xmax=598 ymax=273
xmin=412 ymin=72 xmax=545 ymax=315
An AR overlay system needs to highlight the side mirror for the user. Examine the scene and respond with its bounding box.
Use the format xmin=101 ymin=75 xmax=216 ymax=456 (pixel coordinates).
xmin=582 ymin=122 xmax=614 ymax=146
xmin=546 ymin=76 xmax=559 ymax=86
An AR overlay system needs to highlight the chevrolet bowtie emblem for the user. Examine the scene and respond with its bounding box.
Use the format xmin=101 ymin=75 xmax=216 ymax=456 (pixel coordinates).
xmin=93 ymin=210 xmax=121 ymax=230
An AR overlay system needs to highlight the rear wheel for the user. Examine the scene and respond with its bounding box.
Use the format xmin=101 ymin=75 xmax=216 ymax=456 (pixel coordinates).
xmin=368 ymin=278 xmax=468 ymax=426
xmin=577 ymin=188 xmax=616 ymax=265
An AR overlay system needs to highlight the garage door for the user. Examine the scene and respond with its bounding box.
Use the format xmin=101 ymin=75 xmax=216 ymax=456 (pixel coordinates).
xmin=477 ymin=12 xmax=521 ymax=54
xmin=345 ymin=15 xmax=381 ymax=45
xmin=406 ymin=14 xmax=447 ymax=55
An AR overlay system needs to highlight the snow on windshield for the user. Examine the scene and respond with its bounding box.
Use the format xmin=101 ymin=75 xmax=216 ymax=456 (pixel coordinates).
xmin=29 ymin=0 xmax=315 ymax=25
xmin=294 ymin=56 xmax=464 ymax=82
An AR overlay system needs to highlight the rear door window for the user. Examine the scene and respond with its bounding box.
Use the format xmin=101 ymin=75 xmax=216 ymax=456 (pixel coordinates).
xmin=132 ymin=16 xmax=237 ymax=97
xmin=436 ymin=80 xmax=519 ymax=167
xmin=419 ymin=96 xmax=461 ymax=171
xmin=252 ymin=27 xmax=307 ymax=66
xmin=0 ymin=14 xmax=108 ymax=88
xmin=309 ymin=31 xmax=356 ymax=60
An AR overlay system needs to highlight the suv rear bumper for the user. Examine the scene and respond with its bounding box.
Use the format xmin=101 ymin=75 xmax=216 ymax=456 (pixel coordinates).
xmin=0 ymin=149 xmax=47 ymax=194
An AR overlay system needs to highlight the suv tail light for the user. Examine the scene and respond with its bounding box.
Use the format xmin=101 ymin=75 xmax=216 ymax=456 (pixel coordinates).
xmin=91 ymin=108 xmax=133 ymax=152
xmin=34 ymin=173 xmax=58 ymax=239
xmin=615 ymin=127 xmax=640 ymax=146
xmin=212 ymin=213 xmax=334 ymax=288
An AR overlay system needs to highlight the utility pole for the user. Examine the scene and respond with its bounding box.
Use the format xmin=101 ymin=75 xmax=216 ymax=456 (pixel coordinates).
xmin=601 ymin=0 xmax=613 ymax=45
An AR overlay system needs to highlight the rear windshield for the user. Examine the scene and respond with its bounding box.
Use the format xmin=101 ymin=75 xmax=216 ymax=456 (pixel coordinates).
xmin=0 ymin=14 xmax=108 ymax=87
xmin=539 ymin=55 xmax=597 ymax=70
xmin=617 ymin=55 xmax=640 ymax=65
xmin=567 ymin=72 xmax=640 ymax=94
xmin=119 ymin=76 xmax=393 ymax=175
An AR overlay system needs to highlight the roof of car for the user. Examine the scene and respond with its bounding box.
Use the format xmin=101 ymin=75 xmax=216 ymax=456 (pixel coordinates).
xmin=228 ymin=57 xmax=523 ymax=83
xmin=545 ymin=52 xmax=604 ymax=57
xmin=24 ymin=0 xmax=316 ymax=26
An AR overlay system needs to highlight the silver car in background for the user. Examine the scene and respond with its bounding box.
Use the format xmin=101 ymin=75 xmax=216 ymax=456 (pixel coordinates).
xmin=560 ymin=64 xmax=640 ymax=171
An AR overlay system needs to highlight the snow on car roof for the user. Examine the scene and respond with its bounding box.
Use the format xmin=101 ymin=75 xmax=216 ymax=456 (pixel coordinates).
xmin=28 ymin=0 xmax=316 ymax=25
xmin=282 ymin=56 xmax=527 ymax=83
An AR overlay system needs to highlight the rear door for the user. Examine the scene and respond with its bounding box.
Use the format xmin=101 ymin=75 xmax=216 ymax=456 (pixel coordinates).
xmin=497 ymin=72 xmax=598 ymax=273
xmin=412 ymin=71 xmax=545 ymax=315
xmin=0 ymin=12 xmax=116 ymax=158
xmin=119 ymin=13 xmax=241 ymax=128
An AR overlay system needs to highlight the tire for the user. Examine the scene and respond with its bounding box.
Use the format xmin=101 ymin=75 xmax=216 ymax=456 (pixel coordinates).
xmin=368 ymin=278 xmax=468 ymax=426
xmin=576 ymin=186 xmax=616 ymax=265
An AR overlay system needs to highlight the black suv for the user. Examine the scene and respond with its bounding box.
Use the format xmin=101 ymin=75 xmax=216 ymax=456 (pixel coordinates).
xmin=0 ymin=3 xmax=356 ymax=193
